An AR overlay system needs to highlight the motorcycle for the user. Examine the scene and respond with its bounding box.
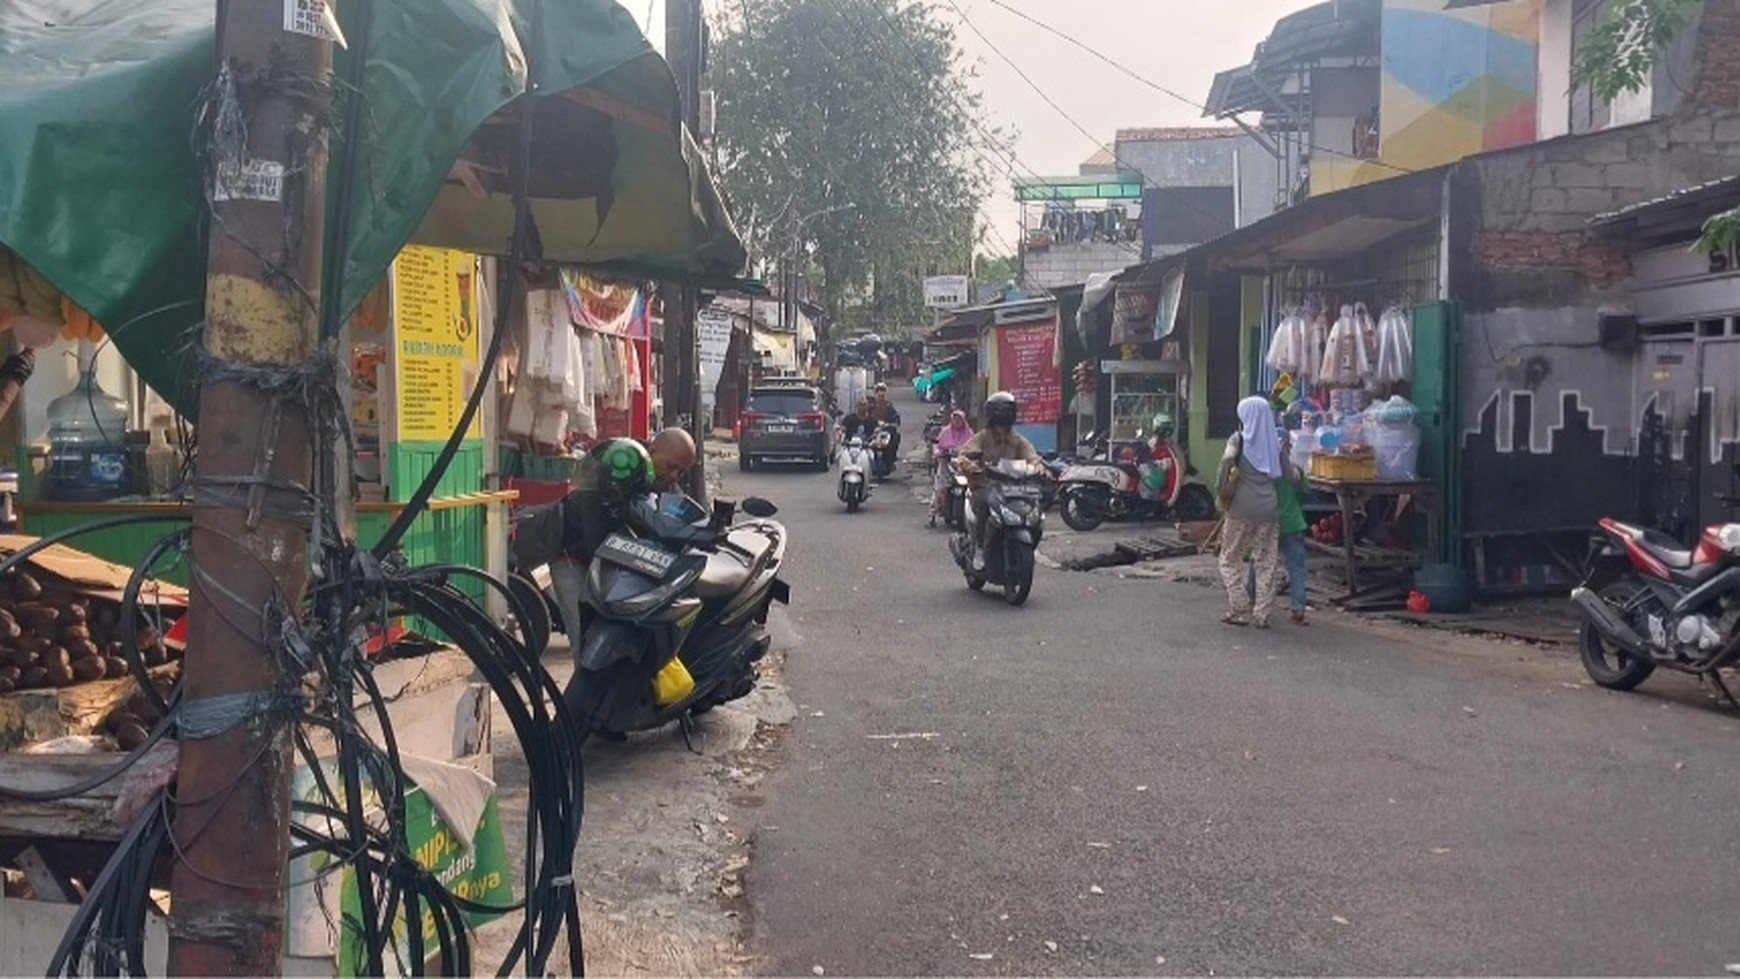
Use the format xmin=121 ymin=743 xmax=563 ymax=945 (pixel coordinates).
xmin=949 ymin=455 xmax=1045 ymax=606
xmin=837 ymin=435 xmax=873 ymax=512
xmin=1570 ymin=516 xmax=1740 ymax=697
xmin=1057 ymin=434 xmax=1215 ymax=531
xmin=932 ymin=448 xmax=969 ymax=529
xmin=561 ymin=492 xmax=789 ymax=742
xmin=868 ymin=422 xmax=897 ymax=481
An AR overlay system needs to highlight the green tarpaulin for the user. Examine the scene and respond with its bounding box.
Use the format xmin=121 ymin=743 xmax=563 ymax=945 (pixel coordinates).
xmin=0 ymin=0 xmax=745 ymax=407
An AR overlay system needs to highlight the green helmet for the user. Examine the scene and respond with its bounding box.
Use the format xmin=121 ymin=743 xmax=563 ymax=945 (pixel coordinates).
xmin=592 ymin=438 xmax=655 ymax=498
xmin=1150 ymin=412 xmax=1175 ymax=438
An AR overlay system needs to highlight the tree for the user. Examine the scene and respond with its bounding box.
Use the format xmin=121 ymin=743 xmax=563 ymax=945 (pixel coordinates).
xmin=1570 ymin=0 xmax=1736 ymax=251
xmin=712 ymin=0 xmax=999 ymax=338
xmin=975 ymin=253 xmax=1017 ymax=290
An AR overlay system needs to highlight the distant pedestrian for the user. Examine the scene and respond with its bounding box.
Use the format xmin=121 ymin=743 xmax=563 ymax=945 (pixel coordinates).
xmin=1217 ymin=396 xmax=1284 ymax=627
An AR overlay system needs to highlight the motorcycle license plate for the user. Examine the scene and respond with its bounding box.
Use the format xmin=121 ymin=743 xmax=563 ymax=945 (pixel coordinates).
xmin=596 ymin=534 xmax=678 ymax=578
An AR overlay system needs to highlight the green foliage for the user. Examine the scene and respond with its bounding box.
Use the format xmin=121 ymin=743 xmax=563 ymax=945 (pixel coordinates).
xmin=1702 ymin=206 xmax=1740 ymax=254
xmin=975 ymin=253 xmax=1017 ymax=288
xmin=1568 ymin=0 xmax=1694 ymax=103
xmin=713 ymin=0 xmax=996 ymax=335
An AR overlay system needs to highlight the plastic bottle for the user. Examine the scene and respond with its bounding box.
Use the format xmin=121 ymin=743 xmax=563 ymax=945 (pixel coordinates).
xmin=45 ymin=342 xmax=130 ymax=501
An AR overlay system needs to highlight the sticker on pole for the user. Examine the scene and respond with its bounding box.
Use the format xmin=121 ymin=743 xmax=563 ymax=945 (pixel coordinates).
xmin=213 ymin=158 xmax=286 ymax=203
xmin=283 ymin=0 xmax=348 ymax=47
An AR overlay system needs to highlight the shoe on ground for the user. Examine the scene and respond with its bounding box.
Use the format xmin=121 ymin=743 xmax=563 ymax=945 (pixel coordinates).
xmin=1290 ymin=610 xmax=1309 ymax=626
xmin=1221 ymin=610 xmax=1249 ymax=627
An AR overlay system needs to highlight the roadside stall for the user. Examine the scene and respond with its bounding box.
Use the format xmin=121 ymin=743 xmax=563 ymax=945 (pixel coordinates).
xmin=0 ymin=0 xmax=747 ymax=974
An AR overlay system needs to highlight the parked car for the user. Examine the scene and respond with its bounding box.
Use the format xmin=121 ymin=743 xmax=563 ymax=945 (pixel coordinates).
xmin=740 ymin=385 xmax=830 ymax=471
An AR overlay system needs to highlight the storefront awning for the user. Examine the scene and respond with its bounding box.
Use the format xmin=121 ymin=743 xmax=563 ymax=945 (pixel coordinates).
xmin=0 ymin=0 xmax=746 ymax=408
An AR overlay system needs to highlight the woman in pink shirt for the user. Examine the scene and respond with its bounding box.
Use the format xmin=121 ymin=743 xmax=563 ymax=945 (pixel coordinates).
xmin=930 ymin=410 xmax=974 ymax=525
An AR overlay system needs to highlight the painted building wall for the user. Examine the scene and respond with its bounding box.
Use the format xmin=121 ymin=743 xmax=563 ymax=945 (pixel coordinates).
xmin=1380 ymin=0 xmax=1542 ymax=171
xmin=1448 ymin=105 xmax=1740 ymax=538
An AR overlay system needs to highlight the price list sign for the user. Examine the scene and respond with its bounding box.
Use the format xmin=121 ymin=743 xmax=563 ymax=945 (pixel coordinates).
xmin=393 ymin=246 xmax=479 ymax=441
xmin=996 ymin=321 xmax=1062 ymax=424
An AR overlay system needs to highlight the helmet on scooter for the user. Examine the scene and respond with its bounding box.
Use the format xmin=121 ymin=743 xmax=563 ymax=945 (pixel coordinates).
xmin=1150 ymin=412 xmax=1175 ymax=439
xmin=590 ymin=438 xmax=655 ymax=499
xmin=985 ymin=391 xmax=1018 ymax=430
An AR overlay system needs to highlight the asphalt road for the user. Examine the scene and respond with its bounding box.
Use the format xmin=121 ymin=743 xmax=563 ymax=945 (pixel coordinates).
xmin=724 ymin=387 xmax=1740 ymax=976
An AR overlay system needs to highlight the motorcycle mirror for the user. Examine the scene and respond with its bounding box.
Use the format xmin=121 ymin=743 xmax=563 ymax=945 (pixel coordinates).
xmin=741 ymin=496 xmax=779 ymax=518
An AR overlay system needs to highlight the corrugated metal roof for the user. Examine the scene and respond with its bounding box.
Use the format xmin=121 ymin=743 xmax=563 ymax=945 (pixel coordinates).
xmin=1589 ymin=174 xmax=1740 ymax=227
xmin=1114 ymin=126 xmax=1243 ymax=143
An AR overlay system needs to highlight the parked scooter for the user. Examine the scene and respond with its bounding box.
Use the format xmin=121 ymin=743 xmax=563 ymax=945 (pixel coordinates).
xmin=562 ymin=493 xmax=789 ymax=742
xmin=1570 ymin=515 xmax=1740 ymax=697
xmin=1057 ymin=421 xmax=1214 ymax=531
xmin=949 ymin=455 xmax=1046 ymax=606
xmin=837 ymin=435 xmax=873 ymax=512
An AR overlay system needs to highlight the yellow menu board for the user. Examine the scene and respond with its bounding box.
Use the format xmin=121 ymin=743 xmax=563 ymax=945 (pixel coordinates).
xmin=392 ymin=246 xmax=480 ymax=440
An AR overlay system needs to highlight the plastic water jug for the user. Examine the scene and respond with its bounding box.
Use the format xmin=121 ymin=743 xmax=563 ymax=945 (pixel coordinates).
xmin=45 ymin=346 xmax=130 ymax=501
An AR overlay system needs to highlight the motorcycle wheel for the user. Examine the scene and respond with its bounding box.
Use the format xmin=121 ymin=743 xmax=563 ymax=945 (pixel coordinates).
xmin=1061 ymin=488 xmax=1106 ymax=532
xmin=1003 ymin=540 xmax=1034 ymax=606
xmin=505 ymin=571 xmax=552 ymax=663
xmin=846 ymin=494 xmax=861 ymax=513
xmin=966 ymin=574 xmax=986 ymax=591
xmin=1174 ymin=484 xmax=1217 ymax=523
xmin=561 ymin=661 xmax=638 ymax=745
xmin=1578 ymin=582 xmax=1656 ymax=691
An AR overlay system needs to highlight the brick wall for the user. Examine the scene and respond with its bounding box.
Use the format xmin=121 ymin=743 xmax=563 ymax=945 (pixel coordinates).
xmin=1692 ymin=0 xmax=1740 ymax=110
xmin=1452 ymin=107 xmax=1740 ymax=309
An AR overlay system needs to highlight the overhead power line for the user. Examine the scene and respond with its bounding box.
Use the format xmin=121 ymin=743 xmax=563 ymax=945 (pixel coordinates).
xmin=978 ymin=0 xmax=1418 ymax=176
xmin=942 ymin=0 xmax=1231 ymax=242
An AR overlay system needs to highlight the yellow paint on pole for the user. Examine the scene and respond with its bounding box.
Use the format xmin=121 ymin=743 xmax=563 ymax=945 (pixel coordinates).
xmin=204 ymin=273 xmax=316 ymax=364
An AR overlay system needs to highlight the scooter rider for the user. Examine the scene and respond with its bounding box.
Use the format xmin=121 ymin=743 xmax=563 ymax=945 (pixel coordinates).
xmin=869 ymin=382 xmax=902 ymax=468
xmin=509 ymin=437 xmax=669 ymax=651
xmin=955 ymin=391 xmax=1045 ymax=568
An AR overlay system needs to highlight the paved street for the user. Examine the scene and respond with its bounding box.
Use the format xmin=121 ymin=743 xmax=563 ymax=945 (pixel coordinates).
xmin=721 ymin=389 xmax=1740 ymax=976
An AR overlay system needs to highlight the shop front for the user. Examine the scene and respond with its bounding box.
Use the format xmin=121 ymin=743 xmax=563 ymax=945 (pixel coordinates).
xmin=978 ymin=299 xmax=1063 ymax=454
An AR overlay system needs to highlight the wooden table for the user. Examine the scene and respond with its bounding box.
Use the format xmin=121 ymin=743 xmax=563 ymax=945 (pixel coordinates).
xmin=1307 ymin=476 xmax=1440 ymax=598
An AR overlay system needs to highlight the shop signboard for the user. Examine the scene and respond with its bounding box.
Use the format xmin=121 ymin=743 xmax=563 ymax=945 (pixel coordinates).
xmin=392 ymin=246 xmax=481 ymax=441
xmin=924 ymin=275 xmax=971 ymax=310
xmin=996 ymin=320 xmax=1062 ymax=424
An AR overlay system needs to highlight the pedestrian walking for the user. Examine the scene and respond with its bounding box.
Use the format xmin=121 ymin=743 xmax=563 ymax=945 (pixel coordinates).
xmin=1217 ymin=396 xmax=1284 ymax=627
xmin=1244 ymin=429 xmax=1311 ymax=624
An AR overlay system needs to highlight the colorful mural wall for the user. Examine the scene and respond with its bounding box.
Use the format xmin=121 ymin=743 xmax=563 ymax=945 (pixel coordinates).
xmin=1379 ymin=0 xmax=1541 ymax=172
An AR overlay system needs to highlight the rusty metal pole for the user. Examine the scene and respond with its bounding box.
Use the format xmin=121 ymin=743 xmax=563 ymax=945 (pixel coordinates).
xmin=167 ymin=3 xmax=333 ymax=974
xmin=666 ymin=0 xmax=708 ymax=502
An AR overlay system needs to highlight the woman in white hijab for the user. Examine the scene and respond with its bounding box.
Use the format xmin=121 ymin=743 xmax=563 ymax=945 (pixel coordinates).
xmin=1216 ymin=395 xmax=1285 ymax=626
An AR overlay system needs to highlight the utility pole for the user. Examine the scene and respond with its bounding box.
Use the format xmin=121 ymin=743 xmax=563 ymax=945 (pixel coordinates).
xmin=168 ymin=2 xmax=332 ymax=974
xmin=665 ymin=0 xmax=708 ymax=501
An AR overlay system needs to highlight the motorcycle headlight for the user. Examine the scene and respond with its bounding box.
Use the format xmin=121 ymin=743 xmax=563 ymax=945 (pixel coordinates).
xmin=605 ymin=564 xmax=704 ymax=618
xmin=1721 ymin=524 xmax=1740 ymax=554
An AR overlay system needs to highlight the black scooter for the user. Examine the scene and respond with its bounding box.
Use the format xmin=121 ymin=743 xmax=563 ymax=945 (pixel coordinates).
xmin=563 ymin=493 xmax=789 ymax=742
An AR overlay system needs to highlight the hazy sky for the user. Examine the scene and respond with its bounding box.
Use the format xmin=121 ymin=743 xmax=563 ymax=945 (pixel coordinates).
xmin=631 ymin=0 xmax=1307 ymax=257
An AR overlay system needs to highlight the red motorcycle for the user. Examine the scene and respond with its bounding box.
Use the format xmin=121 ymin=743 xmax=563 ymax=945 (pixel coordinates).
xmin=1571 ymin=516 xmax=1740 ymax=697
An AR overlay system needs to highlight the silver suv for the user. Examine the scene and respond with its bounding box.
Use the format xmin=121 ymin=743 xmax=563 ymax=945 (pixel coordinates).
xmin=739 ymin=386 xmax=830 ymax=472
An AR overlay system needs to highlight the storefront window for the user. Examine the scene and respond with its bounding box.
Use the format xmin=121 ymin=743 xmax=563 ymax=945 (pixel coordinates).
xmin=1109 ymin=373 xmax=1181 ymax=441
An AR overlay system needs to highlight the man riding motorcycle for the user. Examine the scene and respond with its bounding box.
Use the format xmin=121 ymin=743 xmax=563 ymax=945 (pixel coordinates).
xmin=955 ymin=391 xmax=1046 ymax=569
xmin=869 ymin=382 xmax=902 ymax=468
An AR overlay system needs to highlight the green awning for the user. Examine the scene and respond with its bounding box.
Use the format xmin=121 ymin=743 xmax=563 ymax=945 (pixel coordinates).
xmin=0 ymin=0 xmax=745 ymax=408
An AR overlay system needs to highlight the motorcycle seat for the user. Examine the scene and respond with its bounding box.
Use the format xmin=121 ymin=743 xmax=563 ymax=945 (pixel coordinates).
xmin=1613 ymin=521 xmax=1694 ymax=569
xmin=695 ymin=529 xmax=774 ymax=599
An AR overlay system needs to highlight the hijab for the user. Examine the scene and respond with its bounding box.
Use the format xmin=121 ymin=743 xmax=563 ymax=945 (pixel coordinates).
xmin=936 ymin=410 xmax=974 ymax=451
xmin=1236 ymin=395 xmax=1283 ymax=478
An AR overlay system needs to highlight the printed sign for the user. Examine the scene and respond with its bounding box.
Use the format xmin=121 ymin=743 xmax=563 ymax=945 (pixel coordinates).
xmin=697 ymin=307 xmax=736 ymax=409
xmin=213 ymin=158 xmax=285 ymax=202
xmin=284 ymin=0 xmax=347 ymax=45
xmin=393 ymin=246 xmax=480 ymax=441
xmin=996 ymin=321 xmax=1062 ymax=424
xmin=924 ymin=275 xmax=972 ymax=310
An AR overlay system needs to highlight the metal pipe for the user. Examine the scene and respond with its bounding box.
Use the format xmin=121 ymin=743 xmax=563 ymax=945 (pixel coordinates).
xmin=1569 ymin=586 xmax=1650 ymax=656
